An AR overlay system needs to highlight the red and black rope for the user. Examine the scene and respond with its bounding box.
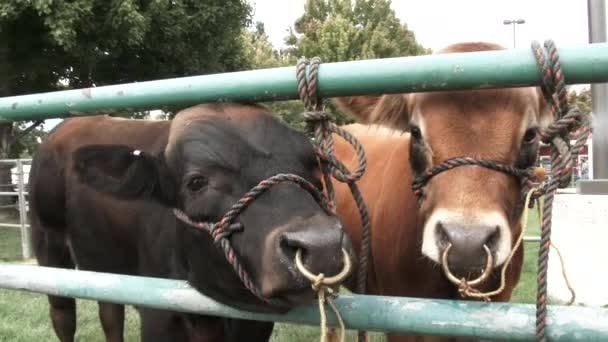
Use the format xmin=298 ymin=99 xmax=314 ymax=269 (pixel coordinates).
xmin=173 ymin=173 xmax=335 ymax=307
xmin=413 ymin=40 xmax=590 ymax=342
xmin=531 ymin=40 xmax=591 ymax=342
xmin=412 ymin=156 xmax=538 ymax=205
xmin=297 ymin=57 xmax=371 ymax=342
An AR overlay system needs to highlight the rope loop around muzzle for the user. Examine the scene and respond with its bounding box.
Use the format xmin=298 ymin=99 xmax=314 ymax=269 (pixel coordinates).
xmin=173 ymin=173 xmax=335 ymax=307
xmin=410 ymin=40 xmax=590 ymax=342
xmin=295 ymin=249 xmax=351 ymax=342
xmin=411 ymin=156 xmax=547 ymax=206
xmin=297 ymin=57 xmax=372 ymax=342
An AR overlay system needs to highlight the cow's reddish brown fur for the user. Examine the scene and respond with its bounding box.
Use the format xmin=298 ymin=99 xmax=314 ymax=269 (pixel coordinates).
xmin=331 ymin=42 xmax=551 ymax=342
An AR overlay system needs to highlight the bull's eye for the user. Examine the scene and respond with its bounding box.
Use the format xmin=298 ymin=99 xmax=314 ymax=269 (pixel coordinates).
xmin=410 ymin=125 xmax=422 ymax=140
xmin=523 ymin=128 xmax=538 ymax=144
xmin=186 ymin=176 xmax=208 ymax=193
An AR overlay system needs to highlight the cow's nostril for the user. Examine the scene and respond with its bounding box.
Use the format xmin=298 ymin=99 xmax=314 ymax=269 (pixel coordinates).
xmin=435 ymin=222 xmax=500 ymax=272
xmin=485 ymin=226 xmax=500 ymax=250
xmin=279 ymin=233 xmax=307 ymax=263
xmin=436 ymin=222 xmax=450 ymax=248
xmin=278 ymin=227 xmax=346 ymax=278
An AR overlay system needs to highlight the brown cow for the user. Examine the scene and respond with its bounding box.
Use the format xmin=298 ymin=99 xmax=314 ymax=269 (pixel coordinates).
xmin=29 ymin=103 xmax=355 ymax=342
xmin=331 ymin=42 xmax=551 ymax=341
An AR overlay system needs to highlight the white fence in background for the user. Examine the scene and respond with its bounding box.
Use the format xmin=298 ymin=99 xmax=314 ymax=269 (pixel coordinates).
xmin=0 ymin=159 xmax=31 ymax=259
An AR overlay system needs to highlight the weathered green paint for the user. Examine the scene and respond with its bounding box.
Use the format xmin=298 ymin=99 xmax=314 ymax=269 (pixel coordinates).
xmin=1 ymin=43 xmax=608 ymax=121
xmin=0 ymin=263 xmax=606 ymax=340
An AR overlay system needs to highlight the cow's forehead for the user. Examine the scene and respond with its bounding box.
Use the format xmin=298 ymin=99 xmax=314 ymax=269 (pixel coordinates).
xmin=165 ymin=105 xmax=317 ymax=177
xmin=411 ymin=87 xmax=540 ymax=129
xmin=409 ymin=87 xmax=541 ymax=162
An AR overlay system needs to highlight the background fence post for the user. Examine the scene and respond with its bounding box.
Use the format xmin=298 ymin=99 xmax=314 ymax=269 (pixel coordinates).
xmin=16 ymin=160 xmax=31 ymax=259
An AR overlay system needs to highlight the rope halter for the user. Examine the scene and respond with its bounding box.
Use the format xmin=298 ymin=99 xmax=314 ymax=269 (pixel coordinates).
xmin=412 ymin=157 xmax=547 ymax=206
xmin=173 ymin=173 xmax=338 ymax=307
xmin=409 ymin=41 xmax=590 ymax=342
xmin=295 ymin=249 xmax=351 ymax=342
xmin=297 ymin=57 xmax=372 ymax=342
xmin=441 ymin=244 xmax=494 ymax=300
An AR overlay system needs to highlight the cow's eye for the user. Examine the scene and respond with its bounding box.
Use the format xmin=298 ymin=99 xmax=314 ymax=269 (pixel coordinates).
xmin=410 ymin=125 xmax=422 ymax=140
xmin=186 ymin=176 xmax=208 ymax=193
xmin=523 ymin=128 xmax=538 ymax=144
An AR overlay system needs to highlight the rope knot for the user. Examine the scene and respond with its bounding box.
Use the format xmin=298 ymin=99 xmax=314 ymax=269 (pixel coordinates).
xmin=457 ymin=279 xmax=491 ymax=302
xmin=304 ymin=110 xmax=331 ymax=123
xmin=297 ymin=56 xmax=370 ymax=342
xmin=311 ymin=273 xmax=326 ymax=291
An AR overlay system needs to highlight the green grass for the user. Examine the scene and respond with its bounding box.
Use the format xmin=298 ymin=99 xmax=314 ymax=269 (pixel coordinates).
xmin=0 ymin=211 xmax=542 ymax=341
xmin=510 ymin=207 xmax=541 ymax=303
xmin=0 ymin=228 xmax=22 ymax=262
xmin=0 ymin=291 xmax=142 ymax=342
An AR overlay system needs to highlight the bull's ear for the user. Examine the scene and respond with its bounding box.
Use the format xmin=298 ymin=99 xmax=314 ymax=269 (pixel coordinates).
xmin=333 ymin=94 xmax=411 ymax=131
xmin=333 ymin=95 xmax=382 ymax=123
xmin=73 ymin=144 xmax=176 ymax=205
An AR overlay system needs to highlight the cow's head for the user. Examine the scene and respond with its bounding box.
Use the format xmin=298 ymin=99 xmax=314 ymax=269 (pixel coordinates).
xmin=334 ymin=42 xmax=552 ymax=279
xmin=72 ymin=103 xmax=354 ymax=312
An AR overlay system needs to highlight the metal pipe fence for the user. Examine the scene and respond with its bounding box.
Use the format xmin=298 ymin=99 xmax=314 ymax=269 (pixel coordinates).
xmin=1 ymin=264 xmax=606 ymax=341
xmin=0 ymin=42 xmax=604 ymax=339
xmin=0 ymin=43 xmax=607 ymax=121
xmin=0 ymin=159 xmax=31 ymax=259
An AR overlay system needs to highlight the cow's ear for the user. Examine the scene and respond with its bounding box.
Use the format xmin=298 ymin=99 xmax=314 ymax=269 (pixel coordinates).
xmin=333 ymin=94 xmax=411 ymax=131
xmin=73 ymin=144 xmax=176 ymax=205
xmin=333 ymin=95 xmax=383 ymax=123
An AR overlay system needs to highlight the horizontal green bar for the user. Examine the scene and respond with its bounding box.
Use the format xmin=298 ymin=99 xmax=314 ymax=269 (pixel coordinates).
xmin=0 ymin=263 xmax=606 ymax=340
xmin=1 ymin=43 xmax=608 ymax=121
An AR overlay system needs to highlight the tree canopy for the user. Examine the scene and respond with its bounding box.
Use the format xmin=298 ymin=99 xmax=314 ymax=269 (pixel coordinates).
xmin=0 ymin=0 xmax=253 ymax=157
xmin=1 ymin=0 xmax=252 ymax=95
xmin=568 ymin=87 xmax=592 ymax=115
xmin=284 ymin=0 xmax=429 ymax=62
xmin=275 ymin=0 xmax=429 ymax=129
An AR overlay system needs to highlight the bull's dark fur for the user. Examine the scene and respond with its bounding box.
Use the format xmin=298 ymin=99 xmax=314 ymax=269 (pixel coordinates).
xmin=30 ymin=103 xmax=353 ymax=342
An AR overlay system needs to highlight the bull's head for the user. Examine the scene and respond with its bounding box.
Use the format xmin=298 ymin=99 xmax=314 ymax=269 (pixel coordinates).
xmin=72 ymin=103 xmax=355 ymax=312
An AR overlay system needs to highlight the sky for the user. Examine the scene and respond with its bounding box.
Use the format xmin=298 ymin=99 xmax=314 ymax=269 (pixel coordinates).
xmin=43 ymin=0 xmax=600 ymax=131
xmin=251 ymin=0 xmax=594 ymax=51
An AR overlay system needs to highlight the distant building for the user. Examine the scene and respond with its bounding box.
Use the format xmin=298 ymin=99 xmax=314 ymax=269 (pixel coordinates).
xmin=538 ymin=133 xmax=591 ymax=186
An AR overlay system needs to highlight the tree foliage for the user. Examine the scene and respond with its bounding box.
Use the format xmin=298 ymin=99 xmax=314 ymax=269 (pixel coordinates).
xmin=567 ymin=87 xmax=592 ymax=114
xmin=275 ymin=0 xmax=429 ymax=128
xmin=242 ymin=22 xmax=295 ymax=69
xmin=0 ymin=0 xmax=253 ymax=158
xmin=1 ymin=0 xmax=252 ymax=94
xmin=11 ymin=123 xmax=48 ymax=158
xmin=284 ymin=0 xmax=429 ymax=62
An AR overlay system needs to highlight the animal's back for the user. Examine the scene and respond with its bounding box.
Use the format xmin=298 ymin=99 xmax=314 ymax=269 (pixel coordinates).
xmin=29 ymin=115 xmax=170 ymax=232
xmin=332 ymin=124 xmax=423 ymax=295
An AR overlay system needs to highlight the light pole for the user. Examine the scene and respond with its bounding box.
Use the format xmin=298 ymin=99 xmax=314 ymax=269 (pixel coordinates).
xmin=503 ymin=19 xmax=525 ymax=48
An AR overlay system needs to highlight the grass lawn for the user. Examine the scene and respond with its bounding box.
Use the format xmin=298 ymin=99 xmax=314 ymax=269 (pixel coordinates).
xmin=0 ymin=228 xmax=22 ymax=262
xmin=0 ymin=209 xmax=541 ymax=341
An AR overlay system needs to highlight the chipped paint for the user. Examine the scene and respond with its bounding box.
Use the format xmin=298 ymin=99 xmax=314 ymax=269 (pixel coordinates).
xmin=0 ymin=263 xmax=607 ymax=340
xmin=82 ymin=88 xmax=92 ymax=99
xmin=0 ymin=44 xmax=606 ymax=121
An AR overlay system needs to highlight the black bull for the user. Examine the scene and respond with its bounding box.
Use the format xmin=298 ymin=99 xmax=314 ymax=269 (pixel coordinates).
xmin=29 ymin=103 xmax=355 ymax=342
